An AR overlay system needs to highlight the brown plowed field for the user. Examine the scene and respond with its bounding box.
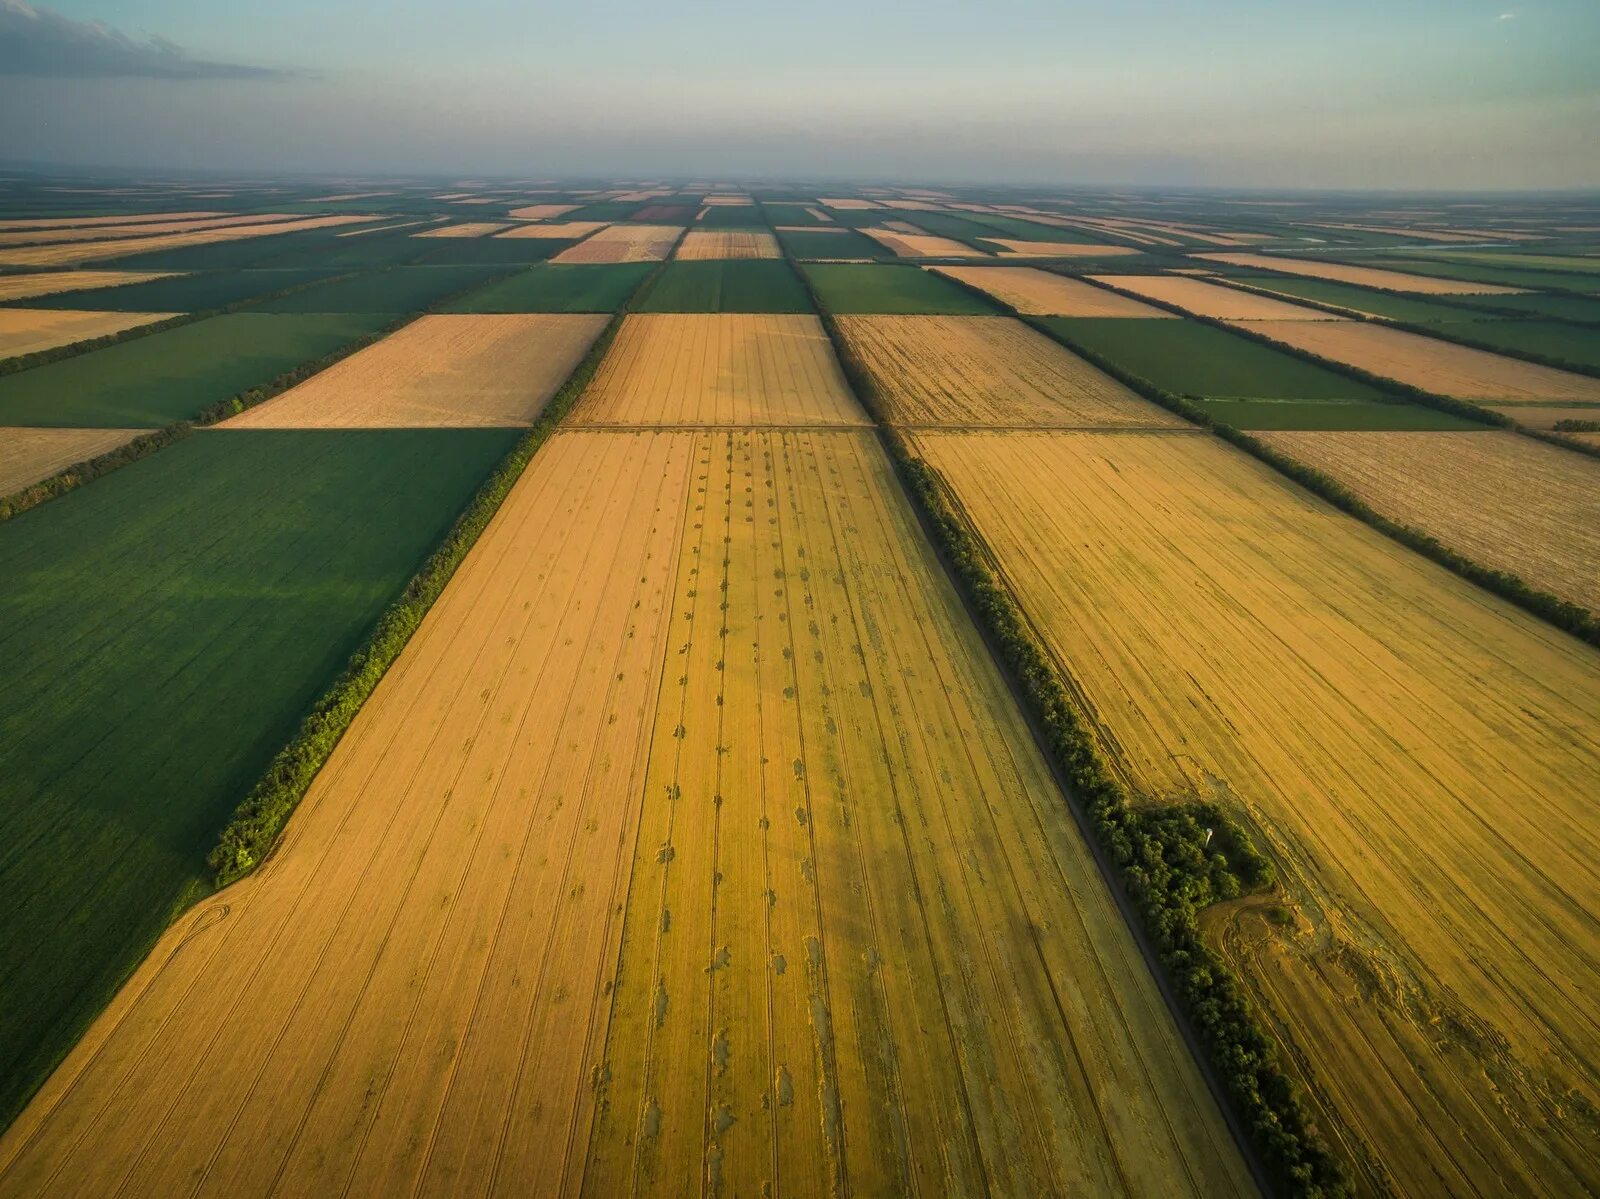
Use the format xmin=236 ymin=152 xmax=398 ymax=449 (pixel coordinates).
xmin=571 ymin=314 xmax=867 ymax=426
xmin=0 ymin=428 xmax=1252 ymax=1198
xmin=0 ymin=427 xmax=140 ymax=495
xmin=225 ymin=314 xmax=606 ymax=427
xmin=911 ymin=428 xmax=1600 ymax=1198
xmin=1197 ymin=253 xmax=1527 ymax=294
xmin=833 ymin=315 xmax=1185 ymax=428
xmin=0 ymin=271 xmax=179 ymax=303
xmin=930 ymin=266 xmax=1174 ymax=316
xmin=1239 ymin=319 xmax=1600 ymax=401
xmin=672 ymin=230 xmax=781 ymax=260
xmin=1091 ymin=275 xmax=1345 ymax=320
xmin=552 ymin=225 xmax=682 ymax=264
xmin=1260 ymin=429 xmax=1600 ymax=610
xmin=0 ymin=216 xmax=382 ymax=267
xmin=0 ymin=309 xmax=173 ymax=359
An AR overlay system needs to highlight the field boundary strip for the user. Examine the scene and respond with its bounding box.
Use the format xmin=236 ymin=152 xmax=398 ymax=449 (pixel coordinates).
xmin=960 ymin=269 xmax=1600 ymax=644
xmin=787 ymin=243 xmax=1343 ymax=1198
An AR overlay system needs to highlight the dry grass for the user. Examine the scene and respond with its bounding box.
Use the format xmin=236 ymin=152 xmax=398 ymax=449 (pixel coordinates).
xmin=573 ymin=314 xmax=866 ymax=426
xmin=0 ymin=270 xmax=179 ymax=303
xmin=672 ymin=230 xmax=780 ymax=260
xmin=507 ymin=204 xmax=578 ymax=219
xmin=411 ymin=222 xmax=510 ymax=238
xmin=1091 ymin=274 xmax=1346 ymax=320
xmin=0 ymin=216 xmax=381 ymax=267
xmin=0 ymin=308 xmax=173 ymax=359
xmin=1241 ymin=319 xmax=1600 ymax=401
xmin=930 ymin=267 xmax=1176 ymax=316
xmin=834 ymin=315 xmax=1185 ymax=428
xmin=551 ymin=225 xmax=682 ymax=264
xmin=1198 ymin=253 xmax=1528 ymax=294
xmin=861 ymin=228 xmax=988 ymax=258
xmin=225 ymin=314 xmax=606 ymax=428
xmin=912 ymin=428 xmax=1600 ymax=1198
xmin=0 ymin=427 xmax=140 ymax=495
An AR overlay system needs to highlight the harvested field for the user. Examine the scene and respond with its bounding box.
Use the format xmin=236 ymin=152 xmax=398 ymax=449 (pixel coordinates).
xmin=227 ymin=314 xmax=605 ymax=427
xmin=701 ymin=193 xmax=752 ymax=204
xmin=495 ymin=221 xmax=608 ymax=239
xmin=412 ymin=223 xmax=511 ymax=238
xmin=672 ymin=230 xmax=780 ymax=260
xmin=552 ymin=224 xmax=681 ymax=264
xmin=930 ymin=266 xmax=1175 ymax=316
xmin=508 ymin=203 xmax=578 ymax=219
xmin=573 ymin=314 xmax=865 ymax=426
xmin=0 ymin=427 xmax=140 ymax=496
xmin=1259 ymin=429 xmax=1600 ymax=610
xmin=987 ymin=240 xmax=1142 ymax=258
xmin=0 ymin=308 xmax=172 ymax=359
xmin=835 ymin=315 xmax=1183 ymax=428
xmin=0 ymin=428 xmax=1251 ymax=1197
xmin=818 ymin=197 xmax=883 ymax=209
xmin=0 ymin=270 xmax=178 ymax=303
xmin=0 ymin=211 xmax=219 ymax=231
xmin=1241 ymin=319 xmax=1600 ymax=401
xmin=1196 ymin=253 xmax=1527 ymax=294
xmin=1483 ymin=402 xmax=1600 ymax=430
xmin=1090 ymin=274 xmax=1347 ymax=320
xmin=911 ymin=428 xmax=1600 ymax=1198
xmin=0 ymin=213 xmax=299 ymax=248
xmin=0 ymin=216 xmax=381 ymax=267
xmin=862 ymin=227 xmax=988 ymax=258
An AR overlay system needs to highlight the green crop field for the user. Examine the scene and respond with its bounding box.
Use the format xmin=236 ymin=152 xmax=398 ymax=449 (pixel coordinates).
xmin=441 ymin=262 xmax=652 ymax=312
xmin=1233 ymin=276 xmax=1498 ymax=323
xmin=4 ymin=268 xmax=341 ymax=313
xmin=1446 ymin=291 xmax=1600 ymax=322
xmin=263 ymin=230 xmax=442 ymax=269
xmin=635 ymin=259 xmax=810 ymax=312
xmin=1194 ymin=397 xmax=1485 ymax=430
xmin=692 ymin=205 xmax=768 ymax=230
xmin=1366 ymin=255 xmax=1600 ymax=294
xmin=802 ymin=263 xmax=998 ymax=314
xmin=0 ymin=426 xmax=517 ymax=1127
xmin=0 ymin=312 xmax=392 ymax=426
xmin=962 ymin=212 xmax=1122 ymax=244
xmin=108 ymin=229 xmax=367 ymax=271
xmin=1042 ymin=317 xmax=1391 ymax=399
xmin=1418 ymin=318 xmax=1600 ymax=370
xmin=255 ymin=264 xmax=509 ymax=313
xmin=566 ymin=201 xmax=645 ymax=221
xmin=1400 ymin=250 xmax=1600 ymax=275
xmin=777 ymin=227 xmax=884 ymax=259
xmin=762 ymin=203 xmax=828 ymax=225
xmin=405 ymin=236 xmax=573 ymax=265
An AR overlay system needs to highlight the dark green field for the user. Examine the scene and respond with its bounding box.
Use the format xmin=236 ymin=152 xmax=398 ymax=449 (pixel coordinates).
xmin=1364 ymin=255 xmax=1600 ymax=294
xmin=256 ymin=264 xmax=509 ymax=313
xmin=803 ymin=263 xmax=997 ymax=314
xmin=106 ymin=229 xmax=370 ymax=271
xmin=567 ymin=201 xmax=645 ymax=221
xmin=962 ymin=212 xmax=1122 ymax=244
xmin=441 ymin=262 xmax=651 ymax=312
xmin=636 ymin=259 xmax=810 ymax=313
xmin=3 ymin=268 xmax=340 ymax=313
xmin=0 ymin=312 xmax=391 ymax=426
xmin=0 ymin=426 xmax=518 ymax=1127
xmin=1445 ymin=290 xmax=1600 ymax=322
xmin=1418 ymin=319 xmax=1600 ymax=370
xmin=262 ymin=228 xmax=442 ymax=269
xmin=693 ymin=205 xmax=769 ymax=230
xmin=1195 ymin=397 xmax=1484 ymax=430
xmin=404 ymin=236 xmax=573 ymax=265
xmin=762 ymin=203 xmax=828 ymax=226
xmin=1042 ymin=317 xmax=1391 ymax=399
xmin=1232 ymin=276 xmax=1498 ymax=323
xmin=892 ymin=210 xmax=1010 ymax=248
xmin=777 ymin=227 xmax=884 ymax=260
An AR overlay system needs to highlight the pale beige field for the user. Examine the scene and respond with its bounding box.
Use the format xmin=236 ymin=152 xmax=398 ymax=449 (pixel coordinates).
xmin=700 ymin=194 xmax=752 ymax=205
xmin=225 ymin=314 xmax=606 ymax=428
xmin=803 ymin=206 xmax=832 ymax=223
xmin=573 ymin=314 xmax=867 ymax=426
xmin=911 ymin=429 xmax=1600 ymax=1198
xmin=0 ymin=427 xmax=141 ymax=495
xmin=0 ymin=427 xmax=1252 ymax=1198
xmin=337 ymin=220 xmax=431 ymax=237
xmin=495 ymin=221 xmax=608 ymax=239
xmin=990 ymin=239 xmax=1143 ymax=258
xmin=1260 ymin=429 xmax=1600 ymax=611
xmin=1090 ymin=274 xmax=1346 ymax=320
xmin=412 ymin=222 xmax=510 ymax=238
xmin=0 ymin=213 xmax=299 ymax=248
xmin=0 ymin=270 xmax=179 ymax=303
xmin=672 ymin=230 xmax=781 ymax=260
xmin=1197 ymin=253 xmax=1527 ymax=294
xmin=1240 ymin=319 xmax=1600 ymax=401
xmin=552 ymin=225 xmax=682 ymax=264
xmin=834 ymin=315 xmax=1187 ymax=428
xmin=930 ymin=266 xmax=1176 ymax=316
xmin=861 ymin=228 xmax=989 ymax=258
xmin=0 ymin=308 xmax=173 ymax=358
xmin=0 ymin=211 xmax=218 ymax=231
xmin=818 ymin=197 xmax=882 ymax=210
xmin=508 ymin=203 xmax=578 ymax=219
xmin=0 ymin=216 xmax=381 ymax=267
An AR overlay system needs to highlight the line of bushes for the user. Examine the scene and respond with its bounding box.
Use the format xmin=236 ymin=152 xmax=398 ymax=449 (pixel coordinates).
xmin=0 ymin=426 xmax=192 ymax=522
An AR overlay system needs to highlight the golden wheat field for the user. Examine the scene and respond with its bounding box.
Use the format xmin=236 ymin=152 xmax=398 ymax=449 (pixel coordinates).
xmin=861 ymin=227 xmax=988 ymax=258
xmin=0 ymin=309 xmax=173 ymax=359
xmin=0 ymin=210 xmax=219 ymax=231
xmin=1260 ymin=429 xmax=1600 ymax=611
xmin=0 ymin=215 xmax=381 ymax=267
xmin=0 ymin=270 xmax=179 ymax=303
xmin=910 ymin=428 xmax=1600 ymax=1198
xmin=833 ymin=315 xmax=1187 ymax=428
xmin=930 ymin=266 xmax=1176 ymax=316
xmin=0 ymin=427 xmax=1251 ymax=1198
xmin=552 ymin=224 xmax=682 ymax=263
xmin=507 ymin=203 xmax=578 ymax=219
xmin=572 ymin=314 xmax=868 ymax=426
xmin=225 ymin=314 xmax=606 ymax=427
xmin=672 ymin=230 xmax=780 ymax=260
xmin=411 ymin=222 xmax=511 ymax=238
xmin=989 ymin=240 xmax=1141 ymax=258
xmin=1089 ymin=274 xmax=1346 ymax=320
xmin=1239 ymin=319 xmax=1600 ymax=401
xmin=495 ymin=220 xmax=608 ymax=239
xmin=1482 ymin=402 xmax=1600 ymax=429
xmin=0 ymin=213 xmax=299 ymax=248
xmin=0 ymin=427 xmax=141 ymax=495
xmin=1197 ymin=253 xmax=1527 ymax=294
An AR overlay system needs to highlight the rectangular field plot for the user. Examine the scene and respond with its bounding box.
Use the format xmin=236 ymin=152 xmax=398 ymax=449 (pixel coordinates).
xmin=803 ymin=263 xmax=996 ymax=314
xmin=985 ymin=239 xmax=1142 ymax=259
xmin=0 ymin=270 xmax=180 ymax=304
xmin=440 ymin=262 xmax=650 ymax=312
xmin=1089 ymin=274 xmax=1347 ymax=320
xmin=931 ymin=266 xmax=1176 ymax=316
xmin=0 ymin=428 xmax=1251 ymax=1198
xmin=494 ymin=220 xmax=608 ymax=239
xmin=0 ymin=427 xmax=140 ymax=496
xmin=0 ymin=312 xmax=392 ymax=427
xmin=1231 ymin=276 xmax=1501 ymax=322
xmin=9 ymin=268 xmax=340 ymax=312
xmin=0 ymin=308 xmax=171 ymax=359
xmin=552 ymin=224 xmax=681 ymax=263
xmin=0 ymin=427 xmax=518 ymax=1127
xmin=1193 ymin=396 xmax=1483 ymax=430
xmin=1482 ymin=401 xmax=1600 ymax=430
xmin=1259 ymin=429 xmax=1600 ymax=610
xmin=1446 ymin=290 xmax=1600 ymax=322
xmin=909 ymin=428 xmax=1600 ymax=1197
xmin=775 ymin=227 xmax=882 ymax=260
xmin=634 ymin=260 xmax=810 ymax=313
xmin=836 ymin=315 xmax=1183 ymax=428
xmin=226 ymin=314 xmax=605 ymax=427
xmin=0 ymin=215 xmax=380 ymax=268
xmin=252 ymin=265 xmax=509 ymax=314
xmin=672 ymin=229 xmax=780 ymax=260
xmin=861 ymin=227 xmax=988 ymax=258
xmin=1415 ymin=318 xmax=1600 ymax=371
xmin=573 ymin=314 xmax=865 ymax=426
xmin=1196 ymin=252 xmax=1527 ymax=294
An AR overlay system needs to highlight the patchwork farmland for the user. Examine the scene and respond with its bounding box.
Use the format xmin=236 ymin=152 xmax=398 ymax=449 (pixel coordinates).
xmin=2 ymin=174 xmax=1599 ymax=1199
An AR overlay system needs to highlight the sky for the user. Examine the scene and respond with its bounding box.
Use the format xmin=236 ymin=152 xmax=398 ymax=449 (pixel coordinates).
xmin=1 ymin=0 xmax=1597 ymax=189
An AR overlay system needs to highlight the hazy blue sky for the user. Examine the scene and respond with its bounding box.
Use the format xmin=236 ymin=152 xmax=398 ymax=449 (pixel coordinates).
xmin=2 ymin=0 xmax=1596 ymax=188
